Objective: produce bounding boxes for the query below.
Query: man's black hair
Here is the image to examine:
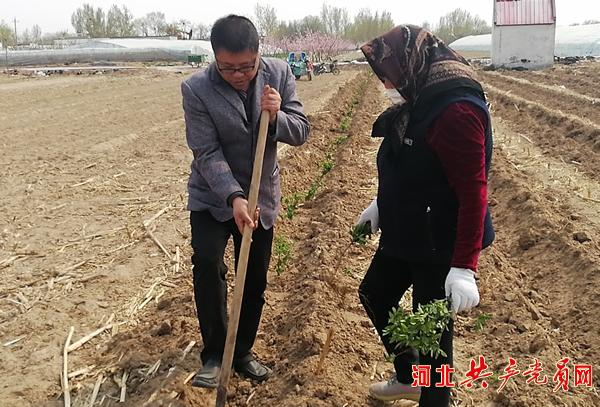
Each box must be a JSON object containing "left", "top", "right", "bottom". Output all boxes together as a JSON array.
[{"left": 210, "top": 15, "right": 259, "bottom": 54}]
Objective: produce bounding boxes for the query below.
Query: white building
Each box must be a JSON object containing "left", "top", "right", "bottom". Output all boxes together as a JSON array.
[
  {"left": 450, "top": 25, "right": 600, "bottom": 59},
  {"left": 492, "top": 0, "right": 556, "bottom": 69}
]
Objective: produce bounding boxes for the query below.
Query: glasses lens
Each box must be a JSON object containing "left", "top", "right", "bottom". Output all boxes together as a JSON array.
[{"left": 218, "top": 64, "right": 254, "bottom": 74}]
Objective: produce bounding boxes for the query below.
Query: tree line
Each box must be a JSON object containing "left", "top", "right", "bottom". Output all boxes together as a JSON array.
[
  {"left": 67, "top": 3, "right": 396, "bottom": 44},
  {"left": 255, "top": 4, "right": 394, "bottom": 45},
  {"left": 255, "top": 4, "right": 494, "bottom": 45},
  {"left": 69, "top": 4, "right": 210, "bottom": 40},
  {"left": 0, "top": 4, "right": 211, "bottom": 48},
  {"left": 0, "top": 3, "right": 500, "bottom": 49}
]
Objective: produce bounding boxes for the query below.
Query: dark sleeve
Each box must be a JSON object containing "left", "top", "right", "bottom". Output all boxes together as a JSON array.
[
  {"left": 227, "top": 191, "right": 246, "bottom": 207},
  {"left": 426, "top": 102, "right": 488, "bottom": 271}
]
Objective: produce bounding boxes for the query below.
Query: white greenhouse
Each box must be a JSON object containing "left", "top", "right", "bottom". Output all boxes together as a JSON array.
[
  {"left": 450, "top": 24, "right": 600, "bottom": 61},
  {"left": 2, "top": 38, "right": 213, "bottom": 67}
]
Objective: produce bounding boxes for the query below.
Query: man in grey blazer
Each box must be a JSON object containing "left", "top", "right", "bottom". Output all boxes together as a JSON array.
[{"left": 182, "top": 15, "right": 310, "bottom": 388}]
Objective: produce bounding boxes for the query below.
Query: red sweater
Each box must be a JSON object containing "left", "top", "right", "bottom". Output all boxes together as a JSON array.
[{"left": 425, "top": 102, "right": 488, "bottom": 271}]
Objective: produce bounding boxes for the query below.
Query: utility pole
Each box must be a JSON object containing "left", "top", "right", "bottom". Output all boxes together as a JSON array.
[{"left": 13, "top": 18, "right": 18, "bottom": 46}]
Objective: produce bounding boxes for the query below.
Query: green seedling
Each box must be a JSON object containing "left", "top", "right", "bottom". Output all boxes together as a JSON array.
[
  {"left": 283, "top": 193, "right": 301, "bottom": 220},
  {"left": 350, "top": 222, "right": 371, "bottom": 245},
  {"left": 340, "top": 115, "right": 352, "bottom": 132},
  {"left": 343, "top": 267, "right": 355, "bottom": 276},
  {"left": 305, "top": 179, "right": 322, "bottom": 201},
  {"left": 474, "top": 312, "right": 492, "bottom": 332},
  {"left": 273, "top": 235, "right": 293, "bottom": 276},
  {"left": 384, "top": 299, "right": 452, "bottom": 359},
  {"left": 321, "top": 157, "right": 334, "bottom": 175},
  {"left": 334, "top": 135, "right": 348, "bottom": 145}
]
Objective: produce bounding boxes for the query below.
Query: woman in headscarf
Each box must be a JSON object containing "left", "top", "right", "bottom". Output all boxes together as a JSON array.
[{"left": 355, "top": 25, "right": 495, "bottom": 405}]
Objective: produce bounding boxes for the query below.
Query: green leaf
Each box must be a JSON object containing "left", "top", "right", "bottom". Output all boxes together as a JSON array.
[
  {"left": 384, "top": 299, "right": 451, "bottom": 359},
  {"left": 350, "top": 223, "right": 371, "bottom": 245}
]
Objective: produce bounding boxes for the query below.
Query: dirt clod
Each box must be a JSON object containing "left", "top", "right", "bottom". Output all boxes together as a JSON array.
[
  {"left": 529, "top": 336, "right": 548, "bottom": 353},
  {"left": 573, "top": 231, "right": 591, "bottom": 243},
  {"left": 157, "top": 298, "right": 172, "bottom": 310},
  {"left": 152, "top": 320, "right": 172, "bottom": 336}
]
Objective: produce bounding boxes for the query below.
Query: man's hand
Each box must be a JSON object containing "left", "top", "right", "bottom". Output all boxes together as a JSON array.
[
  {"left": 232, "top": 197, "right": 260, "bottom": 234},
  {"left": 355, "top": 198, "right": 379, "bottom": 234},
  {"left": 261, "top": 85, "right": 281, "bottom": 124},
  {"left": 444, "top": 267, "right": 480, "bottom": 314}
]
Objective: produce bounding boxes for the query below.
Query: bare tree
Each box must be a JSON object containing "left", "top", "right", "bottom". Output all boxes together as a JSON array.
[
  {"left": 272, "top": 5, "right": 393, "bottom": 45},
  {"left": 299, "top": 15, "right": 325, "bottom": 35},
  {"left": 106, "top": 5, "right": 135, "bottom": 37},
  {"left": 192, "top": 23, "right": 211, "bottom": 40},
  {"left": 163, "top": 19, "right": 192, "bottom": 38},
  {"left": 434, "top": 8, "right": 490, "bottom": 44},
  {"left": 71, "top": 4, "right": 106, "bottom": 37},
  {"left": 19, "top": 26, "right": 43, "bottom": 45},
  {"left": 135, "top": 12, "right": 167, "bottom": 37},
  {"left": 134, "top": 18, "right": 149, "bottom": 37},
  {"left": 147, "top": 12, "right": 167, "bottom": 36},
  {"left": 345, "top": 8, "right": 394, "bottom": 44},
  {"left": 165, "top": 22, "right": 179, "bottom": 37},
  {"left": 321, "top": 4, "right": 349, "bottom": 37},
  {"left": 31, "top": 25, "right": 42, "bottom": 43},
  {"left": 254, "top": 3, "right": 278, "bottom": 37},
  {"left": 0, "top": 20, "right": 13, "bottom": 47},
  {"left": 21, "top": 28, "right": 32, "bottom": 44}
]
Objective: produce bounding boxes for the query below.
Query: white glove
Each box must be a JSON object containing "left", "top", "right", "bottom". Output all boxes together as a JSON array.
[
  {"left": 356, "top": 198, "right": 379, "bottom": 234},
  {"left": 445, "top": 267, "right": 479, "bottom": 314}
]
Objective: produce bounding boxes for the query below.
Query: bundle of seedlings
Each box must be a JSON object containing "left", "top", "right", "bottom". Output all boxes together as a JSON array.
[{"left": 384, "top": 299, "right": 452, "bottom": 358}]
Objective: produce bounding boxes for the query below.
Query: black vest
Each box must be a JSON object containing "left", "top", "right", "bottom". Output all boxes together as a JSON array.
[{"left": 376, "top": 93, "right": 495, "bottom": 263}]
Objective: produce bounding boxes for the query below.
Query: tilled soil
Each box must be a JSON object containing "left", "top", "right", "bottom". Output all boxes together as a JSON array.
[
  {"left": 505, "top": 62, "right": 600, "bottom": 100},
  {"left": 2, "top": 62, "right": 600, "bottom": 407},
  {"left": 0, "top": 68, "right": 360, "bottom": 407}
]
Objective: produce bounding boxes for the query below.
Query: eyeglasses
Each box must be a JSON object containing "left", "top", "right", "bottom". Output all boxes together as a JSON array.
[{"left": 217, "top": 63, "right": 256, "bottom": 75}]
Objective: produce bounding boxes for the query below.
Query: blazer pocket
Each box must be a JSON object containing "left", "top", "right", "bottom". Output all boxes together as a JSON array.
[
  {"left": 271, "top": 164, "right": 280, "bottom": 177},
  {"left": 269, "top": 165, "right": 281, "bottom": 210}
]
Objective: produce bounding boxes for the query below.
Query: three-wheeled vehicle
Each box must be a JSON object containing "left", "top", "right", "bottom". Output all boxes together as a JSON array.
[{"left": 287, "top": 51, "right": 312, "bottom": 81}]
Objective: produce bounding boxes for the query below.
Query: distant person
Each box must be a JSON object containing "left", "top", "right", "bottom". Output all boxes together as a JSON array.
[
  {"left": 181, "top": 15, "right": 310, "bottom": 388},
  {"left": 355, "top": 25, "right": 495, "bottom": 406}
]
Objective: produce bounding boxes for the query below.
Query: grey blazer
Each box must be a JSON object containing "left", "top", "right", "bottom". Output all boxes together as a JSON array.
[{"left": 182, "top": 57, "right": 310, "bottom": 229}]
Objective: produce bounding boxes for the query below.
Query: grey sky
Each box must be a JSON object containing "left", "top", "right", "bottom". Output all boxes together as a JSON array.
[{"left": 1, "top": 0, "right": 598, "bottom": 35}]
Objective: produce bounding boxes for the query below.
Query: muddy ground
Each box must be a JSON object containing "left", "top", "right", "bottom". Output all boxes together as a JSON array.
[{"left": 1, "top": 61, "right": 599, "bottom": 407}]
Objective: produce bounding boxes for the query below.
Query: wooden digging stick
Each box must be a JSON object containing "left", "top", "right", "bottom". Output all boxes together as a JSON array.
[{"left": 215, "top": 110, "right": 271, "bottom": 407}]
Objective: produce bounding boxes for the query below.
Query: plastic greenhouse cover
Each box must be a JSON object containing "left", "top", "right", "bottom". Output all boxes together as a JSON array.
[
  {"left": 449, "top": 25, "right": 600, "bottom": 57},
  {"left": 2, "top": 38, "right": 214, "bottom": 67}
]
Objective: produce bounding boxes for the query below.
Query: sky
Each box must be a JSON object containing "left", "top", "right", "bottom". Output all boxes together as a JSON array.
[{"left": 1, "top": 0, "right": 599, "bottom": 35}]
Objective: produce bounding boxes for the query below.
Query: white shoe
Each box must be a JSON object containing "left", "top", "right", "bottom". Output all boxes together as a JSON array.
[{"left": 368, "top": 375, "right": 421, "bottom": 402}]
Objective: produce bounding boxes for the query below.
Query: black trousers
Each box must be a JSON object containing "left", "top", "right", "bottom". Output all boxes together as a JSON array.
[
  {"left": 190, "top": 210, "right": 273, "bottom": 364},
  {"left": 359, "top": 247, "right": 454, "bottom": 407}
]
